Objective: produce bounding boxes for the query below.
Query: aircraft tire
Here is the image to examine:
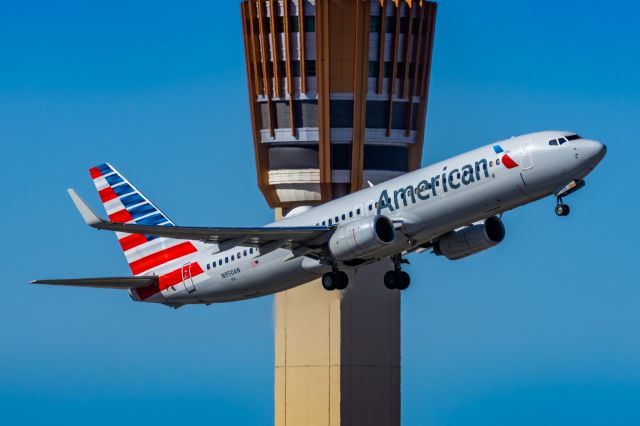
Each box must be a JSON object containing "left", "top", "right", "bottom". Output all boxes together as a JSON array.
[
  {"left": 334, "top": 271, "right": 349, "bottom": 290},
  {"left": 562, "top": 204, "right": 571, "bottom": 216},
  {"left": 322, "top": 273, "right": 336, "bottom": 291},
  {"left": 555, "top": 204, "right": 565, "bottom": 216},
  {"left": 397, "top": 271, "right": 411, "bottom": 290},
  {"left": 384, "top": 271, "right": 399, "bottom": 289}
]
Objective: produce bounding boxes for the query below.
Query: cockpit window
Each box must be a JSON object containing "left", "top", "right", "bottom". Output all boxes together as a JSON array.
[
  {"left": 558, "top": 137, "right": 568, "bottom": 145},
  {"left": 549, "top": 139, "right": 558, "bottom": 146},
  {"left": 566, "top": 134, "right": 581, "bottom": 141}
]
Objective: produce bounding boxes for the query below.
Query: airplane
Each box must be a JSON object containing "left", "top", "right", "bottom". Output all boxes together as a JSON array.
[{"left": 31, "top": 131, "right": 606, "bottom": 308}]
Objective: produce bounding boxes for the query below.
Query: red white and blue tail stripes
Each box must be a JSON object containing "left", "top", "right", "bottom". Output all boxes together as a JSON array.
[{"left": 89, "top": 163, "right": 206, "bottom": 300}]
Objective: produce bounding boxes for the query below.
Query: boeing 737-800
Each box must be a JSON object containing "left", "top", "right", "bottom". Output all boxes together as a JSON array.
[{"left": 32, "top": 131, "right": 606, "bottom": 308}]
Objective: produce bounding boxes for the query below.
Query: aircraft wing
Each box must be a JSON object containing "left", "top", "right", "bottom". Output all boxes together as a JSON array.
[
  {"left": 30, "top": 276, "right": 157, "bottom": 289},
  {"left": 67, "top": 188, "right": 332, "bottom": 245}
]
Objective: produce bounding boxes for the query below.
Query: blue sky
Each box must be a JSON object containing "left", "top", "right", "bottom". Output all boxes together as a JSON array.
[{"left": 1, "top": 1, "right": 638, "bottom": 425}]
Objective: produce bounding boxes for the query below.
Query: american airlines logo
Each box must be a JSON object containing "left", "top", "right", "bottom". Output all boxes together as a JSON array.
[
  {"left": 377, "top": 151, "right": 516, "bottom": 214},
  {"left": 493, "top": 144, "right": 519, "bottom": 169}
]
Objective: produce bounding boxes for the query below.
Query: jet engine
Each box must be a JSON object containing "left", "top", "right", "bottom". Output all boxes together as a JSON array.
[
  {"left": 328, "top": 215, "right": 396, "bottom": 261},
  {"left": 434, "top": 216, "right": 505, "bottom": 260}
]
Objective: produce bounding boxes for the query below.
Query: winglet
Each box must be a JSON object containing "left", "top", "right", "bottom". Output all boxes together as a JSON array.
[{"left": 67, "top": 188, "right": 103, "bottom": 226}]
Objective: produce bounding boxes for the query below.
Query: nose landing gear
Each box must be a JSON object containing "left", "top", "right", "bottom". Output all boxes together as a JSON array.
[
  {"left": 555, "top": 199, "right": 570, "bottom": 216},
  {"left": 554, "top": 179, "right": 585, "bottom": 217}
]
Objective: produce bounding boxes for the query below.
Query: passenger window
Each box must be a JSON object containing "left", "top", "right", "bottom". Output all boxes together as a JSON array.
[
  {"left": 207, "top": 264, "right": 210, "bottom": 270},
  {"left": 213, "top": 262, "right": 216, "bottom": 268},
  {"left": 249, "top": 248, "right": 254, "bottom": 254},
  {"left": 496, "top": 158, "right": 500, "bottom": 165},
  {"left": 237, "top": 252, "right": 241, "bottom": 258},
  {"left": 349, "top": 211, "right": 353, "bottom": 218},
  {"left": 357, "top": 208, "right": 361, "bottom": 215},
  {"left": 225, "top": 257, "right": 229, "bottom": 263},
  {"left": 328, "top": 219, "right": 332, "bottom": 225},
  {"left": 322, "top": 220, "right": 326, "bottom": 226},
  {"left": 218, "top": 259, "right": 222, "bottom": 266},
  {"left": 243, "top": 250, "right": 247, "bottom": 256},
  {"left": 231, "top": 255, "right": 235, "bottom": 261},
  {"left": 368, "top": 204, "right": 372, "bottom": 211},
  {"left": 335, "top": 216, "right": 339, "bottom": 222},
  {"left": 489, "top": 161, "right": 493, "bottom": 167},
  {"left": 342, "top": 214, "right": 346, "bottom": 220}
]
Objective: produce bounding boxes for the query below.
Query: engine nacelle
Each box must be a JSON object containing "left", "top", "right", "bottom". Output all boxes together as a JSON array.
[
  {"left": 434, "top": 216, "right": 505, "bottom": 260},
  {"left": 328, "top": 215, "right": 396, "bottom": 261}
]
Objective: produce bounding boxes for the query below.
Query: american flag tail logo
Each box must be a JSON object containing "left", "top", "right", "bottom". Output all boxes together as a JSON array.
[{"left": 89, "top": 163, "right": 206, "bottom": 301}]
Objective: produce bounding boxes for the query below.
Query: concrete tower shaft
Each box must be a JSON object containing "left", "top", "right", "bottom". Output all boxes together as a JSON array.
[{"left": 241, "top": 0, "right": 437, "bottom": 207}]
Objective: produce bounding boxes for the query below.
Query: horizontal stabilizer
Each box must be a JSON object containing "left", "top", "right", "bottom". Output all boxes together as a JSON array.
[{"left": 30, "top": 276, "right": 157, "bottom": 290}]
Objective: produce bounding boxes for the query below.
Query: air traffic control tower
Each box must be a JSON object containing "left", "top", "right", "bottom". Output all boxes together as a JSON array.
[{"left": 240, "top": 1, "right": 437, "bottom": 424}]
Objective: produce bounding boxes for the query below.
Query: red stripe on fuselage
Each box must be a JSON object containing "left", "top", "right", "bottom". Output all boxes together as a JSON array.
[
  {"left": 119, "top": 233, "right": 149, "bottom": 251},
  {"left": 89, "top": 167, "right": 102, "bottom": 179},
  {"left": 129, "top": 242, "right": 197, "bottom": 275},
  {"left": 99, "top": 187, "right": 118, "bottom": 203},
  {"left": 109, "top": 209, "right": 134, "bottom": 223},
  {"left": 133, "top": 262, "right": 205, "bottom": 300}
]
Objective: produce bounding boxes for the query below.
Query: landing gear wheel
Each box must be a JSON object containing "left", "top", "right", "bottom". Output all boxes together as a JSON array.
[
  {"left": 555, "top": 204, "right": 564, "bottom": 216},
  {"left": 322, "top": 273, "right": 336, "bottom": 291},
  {"left": 322, "top": 271, "right": 349, "bottom": 291},
  {"left": 396, "top": 271, "right": 411, "bottom": 290},
  {"left": 384, "top": 271, "right": 399, "bottom": 289},
  {"left": 334, "top": 271, "right": 349, "bottom": 290},
  {"left": 555, "top": 204, "right": 570, "bottom": 216}
]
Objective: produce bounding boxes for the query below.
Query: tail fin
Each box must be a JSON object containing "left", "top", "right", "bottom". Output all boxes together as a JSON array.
[{"left": 89, "top": 163, "right": 199, "bottom": 276}]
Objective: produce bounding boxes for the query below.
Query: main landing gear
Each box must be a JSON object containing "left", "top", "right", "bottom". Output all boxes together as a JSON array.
[
  {"left": 555, "top": 198, "right": 571, "bottom": 216},
  {"left": 322, "top": 270, "right": 349, "bottom": 291},
  {"left": 384, "top": 255, "right": 411, "bottom": 291}
]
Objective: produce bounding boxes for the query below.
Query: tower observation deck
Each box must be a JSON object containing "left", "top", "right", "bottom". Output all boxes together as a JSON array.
[{"left": 241, "top": 0, "right": 437, "bottom": 207}]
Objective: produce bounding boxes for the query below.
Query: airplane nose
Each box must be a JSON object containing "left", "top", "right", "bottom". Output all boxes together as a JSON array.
[{"left": 580, "top": 140, "right": 607, "bottom": 166}]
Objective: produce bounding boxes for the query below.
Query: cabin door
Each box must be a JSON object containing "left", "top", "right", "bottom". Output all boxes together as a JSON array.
[
  {"left": 520, "top": 141, "right": 534, "bottom": 171},
  {"left": 181, "top": 263, "right": 196, "bottom": 293}
]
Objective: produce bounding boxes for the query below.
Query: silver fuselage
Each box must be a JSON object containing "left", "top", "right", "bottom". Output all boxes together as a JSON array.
[{"left": 135, "top": 131, "right": 606, "bottom": 305}]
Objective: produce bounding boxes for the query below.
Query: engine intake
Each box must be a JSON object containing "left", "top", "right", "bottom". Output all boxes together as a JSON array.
[
  {"left": 328, "top": 215, "right": 396, "bottom": 261},
  {"left": 434, "top": 216, "right": 505, "bottom": 260}
]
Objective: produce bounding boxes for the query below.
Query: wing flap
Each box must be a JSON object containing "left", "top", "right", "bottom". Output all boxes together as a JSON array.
[{"left": 30, "top": 276, "right": 157, "bottom": 289}]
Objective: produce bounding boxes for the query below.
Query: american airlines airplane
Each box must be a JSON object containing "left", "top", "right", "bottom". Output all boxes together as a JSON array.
[{"left": 32, "top": 131, "right": 606, "bottom": 308}]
